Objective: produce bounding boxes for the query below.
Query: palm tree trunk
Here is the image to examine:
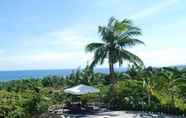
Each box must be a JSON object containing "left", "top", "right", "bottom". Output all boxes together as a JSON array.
[
  {"left": 148, "top": 88, "right": 152, "bottom": 107},
  {"left": 109, "top": 63, "right": 114, "bottom": 74},
  {"left": 148, "top": 94, "right": 151, "bottom": 107},
  {"left": 108, "top": 52, "right": 115, "bottom": 83},
  {"left": 171, "top": 94, "right": 176, "bottom": 107},
  {"left": 109, "top": 62, "right": 115, "bottom": 82}
]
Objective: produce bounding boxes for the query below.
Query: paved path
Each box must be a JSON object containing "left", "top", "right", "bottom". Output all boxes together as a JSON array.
[{"left": 61, "top": 111, "right": 185, "bottom": 118}]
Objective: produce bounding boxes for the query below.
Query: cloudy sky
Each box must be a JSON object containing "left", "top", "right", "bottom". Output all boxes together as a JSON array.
[{"left": 0, "top": 0, "right": 186, "bottom": 70}]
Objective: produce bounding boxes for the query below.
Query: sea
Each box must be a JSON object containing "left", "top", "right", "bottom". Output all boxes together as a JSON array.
[{"left": 0, "top": 68, "right": 127, "bottom": 81}]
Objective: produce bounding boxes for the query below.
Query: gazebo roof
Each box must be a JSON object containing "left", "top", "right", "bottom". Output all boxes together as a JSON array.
[{"left": 64, "top": 84, "right": 99, "bottom": 95}]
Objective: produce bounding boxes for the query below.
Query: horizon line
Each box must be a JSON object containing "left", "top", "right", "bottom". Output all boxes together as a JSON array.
[{"left": 0, "top": 64, "right": 185, "bottom": 72}]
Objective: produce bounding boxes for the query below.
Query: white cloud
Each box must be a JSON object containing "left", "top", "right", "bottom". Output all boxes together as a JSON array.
[
  {"left": 48, "top": 29, "right": 92, "bottom": 50},
  {"left": 0, "top": 49, "right": 5, "bottom": 54},
  {"left": 129, "top": 0, "right": 179, "bottom": 19},
  {"left": 132, "top": 47, "right": 186, "bottom": 67},
  {"left": 0, "top": 47, "right": 185, "bottom": 70},
  {"left": 0, "top": 26, "right": 99, "bottom": 70},
  {"left": 0, "top": 52, "right": 92, "bottom": 70},
  {"left": 23, "top": 26, "right": 97, "bottom": 52}
]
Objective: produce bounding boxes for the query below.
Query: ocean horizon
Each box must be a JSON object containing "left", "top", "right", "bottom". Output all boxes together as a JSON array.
[{"left": 0, "top": 68, "right": 127, "bottom": 81}]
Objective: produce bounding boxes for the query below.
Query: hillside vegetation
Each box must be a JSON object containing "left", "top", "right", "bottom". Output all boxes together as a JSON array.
[{"left": 0, "top": 65, "right": 186, "bottom": 118}]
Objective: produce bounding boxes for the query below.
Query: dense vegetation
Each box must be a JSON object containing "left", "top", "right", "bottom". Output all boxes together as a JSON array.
[
  {"left": 0, "top": 17, "right": 185, "bottom": 118},
  {"left": 0, "top": 65, "right": 186, "bottom": 118}
]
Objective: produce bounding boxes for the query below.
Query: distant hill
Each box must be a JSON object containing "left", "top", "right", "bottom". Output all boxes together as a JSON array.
[{"left": 175, "top": 65, "right": 186, "bottom": 69}]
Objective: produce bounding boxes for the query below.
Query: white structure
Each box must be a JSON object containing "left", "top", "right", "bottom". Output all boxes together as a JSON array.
[{"left": 64, "top": 84, "right": 99, "bottom": 95}]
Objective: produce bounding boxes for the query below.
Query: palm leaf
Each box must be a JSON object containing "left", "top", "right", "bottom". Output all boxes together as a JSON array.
[
  {"left": 121, "top": 18, "right": 133, "bottom": 25},
  {"left": 85, "top": 43, "right": 104, "bottom": 52},
  {"left": 107, "top": 17, "right": 116, "bottom": 28},
  {"left": 90, "top": 46, "right": 107, "bottom": 68},
  {"left": 119, "top": 49, "right": 144, "bottom": 65},
  {"left": 118, "top": 38, "right": 145, "bottom": 47}
]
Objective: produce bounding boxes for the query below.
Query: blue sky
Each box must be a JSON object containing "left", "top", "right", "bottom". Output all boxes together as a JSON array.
[{"left": 0, "top": 0, "right": 186, "bottom": 70}]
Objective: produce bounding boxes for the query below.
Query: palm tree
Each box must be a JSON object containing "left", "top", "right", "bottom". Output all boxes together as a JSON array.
[
  {"left": 86, "top": 17, "right": 144, "bottom": 81},
  {"left": 142, "top": 67, "right": 157, "bottom": 107}
]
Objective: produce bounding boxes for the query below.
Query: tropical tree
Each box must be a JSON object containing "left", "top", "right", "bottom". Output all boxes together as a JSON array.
[
  {"left": 86, "top": 17, "right": 144, "bottom": 82},
  {"left": 141, "top": 67, "right": 157, "bottom": 107},
  {"left": 159, "top": 67, "right": 186, "bottom": 107}
]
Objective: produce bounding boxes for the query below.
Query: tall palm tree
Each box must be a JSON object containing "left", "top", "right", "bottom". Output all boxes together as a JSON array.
[{"left": 86, "top": 17, "right": 144, "bottom": 81}]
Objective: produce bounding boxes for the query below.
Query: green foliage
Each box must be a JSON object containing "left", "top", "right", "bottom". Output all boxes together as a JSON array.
[
  {"left": 7, "top": 107, "right": 26, "bottom": 118},
  {"left": 0, "top": 66, "right": 186, "bottom": 117},
  {"left": 86, "top": 17, "right": 144, "bottom": 81},
  {"left": 0, "top": 17, "right": 185, "bottom": 117},
  {"left": 24, "top": 93, "right": 49, "bottom": 115}
]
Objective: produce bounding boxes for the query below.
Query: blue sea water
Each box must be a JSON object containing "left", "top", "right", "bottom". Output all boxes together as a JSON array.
[{"left": 0, "top": 68, "right": 127, "bottom": 81}]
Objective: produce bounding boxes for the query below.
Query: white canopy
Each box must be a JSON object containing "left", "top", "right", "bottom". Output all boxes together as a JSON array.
[{"left": 64, "top": 84, "right": 99, "bottom": 95}]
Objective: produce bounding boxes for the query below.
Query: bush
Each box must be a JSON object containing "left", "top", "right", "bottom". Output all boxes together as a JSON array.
[{"left": 7, "top": 108, "right": 26, "bottom": 118}]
